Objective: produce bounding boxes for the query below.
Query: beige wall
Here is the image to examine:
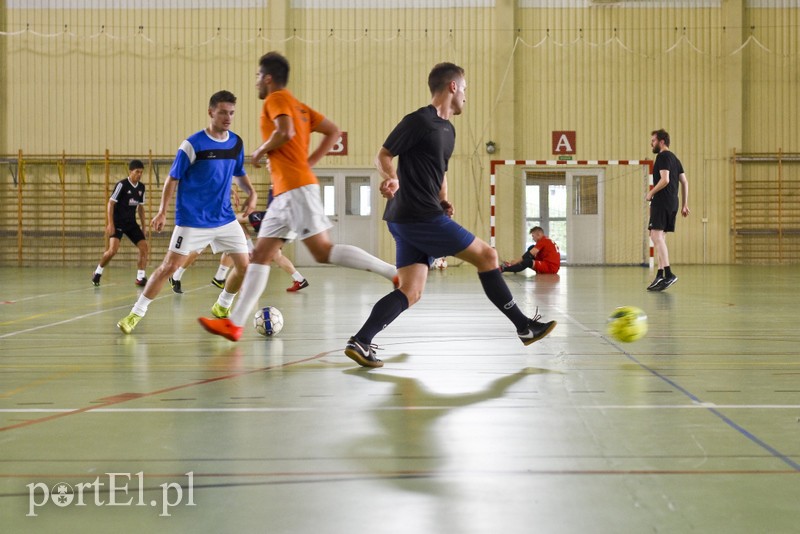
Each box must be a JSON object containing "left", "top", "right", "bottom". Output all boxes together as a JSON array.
[{"left": 3, "top": 1, "right": 798, "bottom": 265}]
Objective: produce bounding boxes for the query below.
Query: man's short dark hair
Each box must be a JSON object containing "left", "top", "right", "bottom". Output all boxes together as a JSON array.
[
  {"left": 651, "top": 129, "right": 670, "bottom": 147},
  {"left": 209, "top": 90, "right": 237, "bottom": 108},
  {"left": 128, "top": 159, "right": 144, "bottom": 171},
  {"left": 428, "top": 62, "right": 465, "bottom": 95},
  {"left": 530, "top": 226, "right": 544, "bottom": 234},
  {"left": 259, "top": 52, "right": 290, "bottom": 86}
]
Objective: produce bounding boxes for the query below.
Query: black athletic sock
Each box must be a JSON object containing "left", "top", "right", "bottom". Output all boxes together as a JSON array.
[
  {"left": 478, "top": 269, "right": 529, "bottom": 331},
  {"left": 656, "top": 269, "right": 664, "bottom": 279},
  {"left": 503, "top": 262, "right": 527, "bottom": 273},
  {"left": 354, "top": 289, "right": 409, "bottom": 344},
  {"left": 664, "top": 266, "right": 672, "bottom": 278}
]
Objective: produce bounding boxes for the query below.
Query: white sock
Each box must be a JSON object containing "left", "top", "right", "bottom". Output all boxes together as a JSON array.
[
  {"left": 329, "top": 244, "right": 397, "bottom": 280},
  {"left": 217, "top": 290, "right": 236, "bottom": 309},
  {"left": 172, "top": 266, "right": 186, "bottom": 281},
  {"left": 214, "top": 265, "right": 230, "bottom": 280},
  {"left": 95, "top": 266, "right": 104, "bottom": 275},
  {"left": 137, "top": 270, "right": 146, "bottom": 280},
  {"left": 132, "top": 295, "right": 152, "bottom": 317},
  {"left": 230, "top": 264, "right": 271, "bottom": 326},
  {"left": 292, "top": 271, "right": 305, "bottom": 282}
]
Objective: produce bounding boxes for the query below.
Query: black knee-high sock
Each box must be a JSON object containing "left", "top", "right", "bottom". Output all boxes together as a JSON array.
[
  {"left": 355, "top": 289, "right": 409, "bottom": 343},
  {"left": 478, "top": 269, "right": 529, "bottom": 331},
  {"left": 504, "top": 261, "right": 527, "bottom": 273}
]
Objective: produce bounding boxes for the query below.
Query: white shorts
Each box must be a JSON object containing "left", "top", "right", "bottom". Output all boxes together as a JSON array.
[
  {"left": 168, "top": 220, "right": 250, "bottom": 256},
  {"left": 257, "top": 184, "right": 333, "bottom": 242}
]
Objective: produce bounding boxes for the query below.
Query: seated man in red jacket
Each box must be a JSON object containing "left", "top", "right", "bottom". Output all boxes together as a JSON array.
[{"left": 500, "top": 226, "right": 560, "bottom": 274}]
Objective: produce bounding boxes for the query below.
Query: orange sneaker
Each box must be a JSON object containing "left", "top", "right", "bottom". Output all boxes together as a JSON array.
[
  {"left": 198, "top": 317, "right": 243, "bottom": 341},
  {"left": 286, "top": 279, "right": 309, "bottom": 292}
]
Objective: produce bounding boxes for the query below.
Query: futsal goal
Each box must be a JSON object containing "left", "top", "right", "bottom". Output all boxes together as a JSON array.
[{"left": 489, "top": 158, "right": 654, "bottom": 267}]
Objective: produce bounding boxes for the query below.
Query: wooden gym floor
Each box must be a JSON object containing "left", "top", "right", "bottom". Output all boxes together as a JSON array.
[{"left": 1, "top": 264, "right": 799, "bottom": 533}]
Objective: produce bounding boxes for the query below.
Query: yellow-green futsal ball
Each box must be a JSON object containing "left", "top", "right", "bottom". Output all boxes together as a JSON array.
[{"left": 606, "top": 306, "right": 648, "bottom": 343}]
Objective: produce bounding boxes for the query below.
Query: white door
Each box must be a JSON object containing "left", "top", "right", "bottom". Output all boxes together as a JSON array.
[
  {"left": 293, "top": 171, "right": 379, "bottom": 267},
  {"left": 566, "top": 169, "right": 604, "bottom": 264}
]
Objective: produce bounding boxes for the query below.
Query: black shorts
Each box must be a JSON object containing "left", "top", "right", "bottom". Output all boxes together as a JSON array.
[
  {"left": 648, "top": 204, "right": 677, "bottom": 232},
  {"left": 112, "top": 221, "right": 146, "bottom": 244}
]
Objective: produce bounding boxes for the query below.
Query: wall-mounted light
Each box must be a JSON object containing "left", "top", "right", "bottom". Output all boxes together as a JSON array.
[{"left": 485, "top": 141, "right": 497, "bottom": 154}]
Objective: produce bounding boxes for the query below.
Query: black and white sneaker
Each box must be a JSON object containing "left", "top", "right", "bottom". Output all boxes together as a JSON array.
[
  {"left": 92, "top": 273, "right": 101, "bottom": 286},
  {"left": 344, "top": 337, "right": 384, "bottom": 368},
  {"left": 211, "top": 277, "right": 225, "bottom": 289},
  {"left": 517, "top": 309, "right": 557, "bottom": 346},
  {"left": 169, "top": 277, "right": 183, "bottom": 294},
  {"left": 646, "top": 275, "right": 664, "bottom": 291},
  {"left": 653, "top": 274, "right": 678, "bottom": 292}
]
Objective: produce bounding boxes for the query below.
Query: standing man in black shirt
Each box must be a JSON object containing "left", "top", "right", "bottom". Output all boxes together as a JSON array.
[
  {"left": 646, "top": 129, "right": 690, "bottom": 291},
  {"left": 92, "top": 159, "right": 149, "bottom": 286},
  {"left": 343, "top": 62, "right": 556, "bottom": 368}
]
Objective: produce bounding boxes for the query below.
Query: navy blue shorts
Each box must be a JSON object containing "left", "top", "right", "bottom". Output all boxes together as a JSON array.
[{"left": 387, "top": 215, "right": 475, "bottom": 268}]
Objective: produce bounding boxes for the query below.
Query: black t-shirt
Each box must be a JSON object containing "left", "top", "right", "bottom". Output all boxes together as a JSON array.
[
  {"left": 382, "top": 105, "right": 455, "bottom": 223},
  {"left": 651, "top": 150, "right": 684, "bottom": 211},
  {"left": 110, "top": 178, "right": 145, "bottom": 225}
]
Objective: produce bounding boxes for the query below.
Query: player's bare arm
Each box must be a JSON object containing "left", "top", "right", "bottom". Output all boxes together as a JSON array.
[
  {"left": 646, "top": 170, "right": 670, "bottom": 201},
  {"left": 137, "top": 204, "right": 147, "bottom": 231},
  {"left": 679, "top": 173, "right": 690, "bottom": 217},
  {"left": 251, "top": 114, "right": 294, "bottom": 167},
  {"left": 376, "top": 147, "right": 399, "bottom": 199},
  {"left": 237, "top": 173, "right": 258, "bottom": 216},
  {"left": 308, "top": 117, "right": 341, "bottom": 168},
  {"left": 439, "top": 174, "right": 453, "bottom": 217},
  {"left": 151, "top": 177, "right": 178, "bottom": 232},
  {"left": 105, "top": 199, "right": 116, "bottom": 236}
]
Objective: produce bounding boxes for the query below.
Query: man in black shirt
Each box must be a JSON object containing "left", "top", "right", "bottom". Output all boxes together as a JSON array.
[
  {"left": 92, "top": 160, "right": 149, "bottom": 286},
  {"left": 646, "top": 129, "right": 690, "bottom": 291},
  {"left": 344, "top": 62, "right": 556, "bottom": 368}
]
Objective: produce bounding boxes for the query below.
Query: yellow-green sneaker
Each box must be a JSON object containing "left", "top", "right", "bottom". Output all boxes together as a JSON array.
[
  {"left": 211, "top": 302, "right": 231, "bottom": 319},
  {"left": 117, "top": 312, "right": 143, "bottom": 334}
]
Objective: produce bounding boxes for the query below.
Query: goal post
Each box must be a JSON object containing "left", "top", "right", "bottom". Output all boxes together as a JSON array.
[{"left": 489, "top": 158, "right": 655, "bottom": 266}]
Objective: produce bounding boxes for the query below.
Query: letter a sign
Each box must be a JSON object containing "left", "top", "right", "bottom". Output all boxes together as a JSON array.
[{"left": 552, "top": 131, "right": 576, "bottom": 155}]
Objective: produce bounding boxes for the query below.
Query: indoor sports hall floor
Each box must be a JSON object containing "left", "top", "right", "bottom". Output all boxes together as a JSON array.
[{"left": 1, "top": 264, "right": 799, "bottom": 533}]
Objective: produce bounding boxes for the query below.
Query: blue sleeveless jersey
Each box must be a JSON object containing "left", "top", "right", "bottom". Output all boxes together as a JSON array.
[{"left": 168, "top": 129, "right": 245, "bottom": 228}]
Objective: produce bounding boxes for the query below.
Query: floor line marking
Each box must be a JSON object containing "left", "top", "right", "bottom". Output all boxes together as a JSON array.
[
  {"left": 2, "top": 404, "right": 800, "bottom": 414},
  {"left": 556, "top": 307, "right": 800, "bottom": 472},
  {"left": 1, "top": 284, "right": 114, "bottom": 304},
  {"left": 0, "top": 286, "right": 207, "bottom": 338},
  {"left": 0, "top": 370, "right": 78, "bottom": 399},
  {"left": 0, "top": 350, "right": 332, "bottom": 432}
]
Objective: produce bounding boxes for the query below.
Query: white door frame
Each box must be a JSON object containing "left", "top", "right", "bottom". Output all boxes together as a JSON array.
[
  {"left": 566, "top": 168, "right": 604, "bottom": 265},
  {"left": 292, "top": 170, "right": 379, "bottom": 267}
]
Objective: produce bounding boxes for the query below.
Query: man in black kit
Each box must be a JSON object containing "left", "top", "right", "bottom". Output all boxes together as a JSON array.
[
  {"left": 646, "top": 129, "right": 690, "bottom": 292},
  {"left": 92, "top": 159, "right": 150, "bottom": 286},
  {"left": 343, "top": 62, "right": 556, "bottom": 368}
]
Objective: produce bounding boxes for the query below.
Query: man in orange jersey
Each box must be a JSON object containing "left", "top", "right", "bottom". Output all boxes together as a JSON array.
[
  {"left": 500, "top": 226, "right": 561, "bottom": 275},
  {"left": 199, "top": 51, "right": 397, "bottom": 341}
]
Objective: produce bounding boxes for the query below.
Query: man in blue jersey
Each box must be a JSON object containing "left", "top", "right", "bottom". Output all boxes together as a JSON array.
[
  {"left": 117, "top": 90, "right": 258, "bottom": 334},
  {"left": 343, "top": 63, "right": 556, "bottom": 368}
]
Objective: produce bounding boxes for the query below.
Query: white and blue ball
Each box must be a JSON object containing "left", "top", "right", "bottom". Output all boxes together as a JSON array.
[{"left": 254, "top": 306, "right": 284, "bottom": 337}]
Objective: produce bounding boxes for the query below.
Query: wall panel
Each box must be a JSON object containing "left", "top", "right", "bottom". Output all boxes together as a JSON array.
[{"left": 2, "top": 1, "right": 799, "bottom": 265}]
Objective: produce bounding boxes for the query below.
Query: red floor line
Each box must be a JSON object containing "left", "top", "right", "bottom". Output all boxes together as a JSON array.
[
  {"left": 0, "top": 350, "right": 332, "bottom": 433},
  {"left": 1, "top": 469, "right": 798, "bottom": 479}
]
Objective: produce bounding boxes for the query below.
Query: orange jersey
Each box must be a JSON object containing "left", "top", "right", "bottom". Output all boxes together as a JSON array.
[{"left": 260, "top": 88, "right": 325, "bottom": 196}]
